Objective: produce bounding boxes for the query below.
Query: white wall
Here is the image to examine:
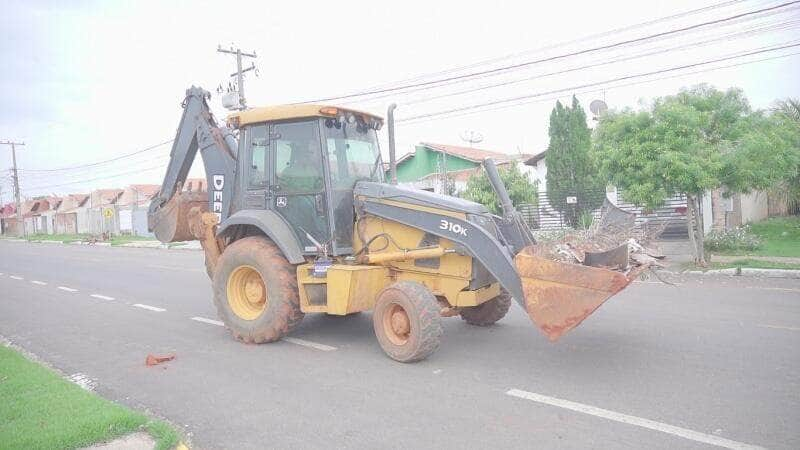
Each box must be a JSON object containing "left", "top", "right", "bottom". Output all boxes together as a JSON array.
[{"left": 740, "top": 191, "right": 769, "bottom": 225}]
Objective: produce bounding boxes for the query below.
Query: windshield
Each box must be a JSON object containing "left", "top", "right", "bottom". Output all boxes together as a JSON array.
[{"left": 324, "top": 118, "right": 382, "bottom": 188}]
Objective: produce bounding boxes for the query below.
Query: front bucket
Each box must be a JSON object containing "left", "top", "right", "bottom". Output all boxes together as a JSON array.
[{"left": 515, "top": 252, "right": 633, "bottom": 341}]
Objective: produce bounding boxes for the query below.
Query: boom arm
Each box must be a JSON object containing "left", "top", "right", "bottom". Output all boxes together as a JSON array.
[{"left": 148, "top": 86, "right": 238, "bottom": 242}]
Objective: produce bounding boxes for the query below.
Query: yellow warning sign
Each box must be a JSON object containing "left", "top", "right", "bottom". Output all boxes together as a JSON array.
[{"left": 103, "top": 208, "right": 114, "bottom": 219}]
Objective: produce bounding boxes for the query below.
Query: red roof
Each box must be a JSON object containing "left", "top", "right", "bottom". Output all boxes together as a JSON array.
[{"left": 419, "top": 142, "right": 516, "bottom": 163}]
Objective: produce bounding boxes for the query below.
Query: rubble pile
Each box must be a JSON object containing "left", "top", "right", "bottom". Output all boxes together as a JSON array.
[{"left": 530, "top": 199, "right": 667, "bottom": 275}]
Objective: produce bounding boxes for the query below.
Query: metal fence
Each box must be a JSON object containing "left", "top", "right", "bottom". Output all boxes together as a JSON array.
[{"left": 519, "top": 189, "right": 689, "bottom": 239}]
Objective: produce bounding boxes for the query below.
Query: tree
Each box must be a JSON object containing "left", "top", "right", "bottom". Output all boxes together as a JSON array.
[
  {"left": 772, "top": 98, "right": 800, "bottom": 200},
  {"left": 463, "top": 163, "right": 538, "bottom": 215},
  {"left": 594, "top": 85, "right": 798, "bottom": 266},
  {"left": 545, "top": 96, "right": 605, "bottom": 227}
]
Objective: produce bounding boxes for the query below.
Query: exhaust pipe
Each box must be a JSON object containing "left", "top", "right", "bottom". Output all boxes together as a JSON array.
[
  {"left": 483, "top": 157, "right": 515, "bottom": 219},
  {"left": 387, "top": 103, "right": 397, "bottom": 185}
]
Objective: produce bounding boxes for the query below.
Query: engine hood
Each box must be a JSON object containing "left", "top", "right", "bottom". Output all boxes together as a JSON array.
[{"left": 354, "top": 182, "right": 488, "bottom": 215}]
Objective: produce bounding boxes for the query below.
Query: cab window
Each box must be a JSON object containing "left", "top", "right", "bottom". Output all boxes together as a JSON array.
[
  {"left": 248, "top": 124, "right": 268, "bottom": 187},
  {"left": 274, "top": 121, "right": 323, "bottom": 193}
]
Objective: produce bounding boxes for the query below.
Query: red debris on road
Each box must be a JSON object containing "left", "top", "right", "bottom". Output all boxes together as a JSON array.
[{"left": 145, "top": 354, "right": 175, "bottom": 366}]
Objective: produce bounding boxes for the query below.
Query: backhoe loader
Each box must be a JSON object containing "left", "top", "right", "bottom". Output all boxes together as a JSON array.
[{"left": 148, "top": 86, "right": 637, "bottom": 362}]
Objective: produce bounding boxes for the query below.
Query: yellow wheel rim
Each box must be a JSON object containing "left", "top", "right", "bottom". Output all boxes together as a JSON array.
[{"left": 227, "top": 265, "right": 268, "bottom": 320}]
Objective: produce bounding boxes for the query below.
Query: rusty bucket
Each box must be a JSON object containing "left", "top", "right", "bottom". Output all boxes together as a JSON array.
[
  {"left": 148, "top": 190, "right": 207, "bottom": 243},
  {"left": 514, "top": 251, "right": 634, "bottom": 341}
]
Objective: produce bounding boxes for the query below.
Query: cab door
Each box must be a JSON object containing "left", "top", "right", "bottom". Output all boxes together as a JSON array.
[
  {"left": 242, "top": 123, "right": 270, "bottom": 210},
  {"left": 269, "top": 120, "right": 330, "bottom": 254}
]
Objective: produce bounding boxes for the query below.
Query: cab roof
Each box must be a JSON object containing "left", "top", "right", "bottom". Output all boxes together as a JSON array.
[{"left": 226, "top": 104, "right": 383, "bottom": 128}]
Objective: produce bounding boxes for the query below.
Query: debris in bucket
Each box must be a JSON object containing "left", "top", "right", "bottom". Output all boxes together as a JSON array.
[
  {"left": 530, "top": 199, "right": 667, "bottom": 276},
  {"left": 145, "top": 354, "right": 176, "bottom": 366}
]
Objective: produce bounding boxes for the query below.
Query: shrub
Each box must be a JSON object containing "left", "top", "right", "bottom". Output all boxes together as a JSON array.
[{"left": 704, "top": 225, "right": 762, "bottom": 252}]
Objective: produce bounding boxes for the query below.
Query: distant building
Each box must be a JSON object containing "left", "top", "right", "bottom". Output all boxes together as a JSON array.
[
  {"left": 117, "top": 184, "right": 160, "bottom": 236},
  {"left": 391, "top": 142, "right": 531, "bottom": 194}
]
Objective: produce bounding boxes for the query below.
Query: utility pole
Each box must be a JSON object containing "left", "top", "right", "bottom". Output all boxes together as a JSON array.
[
  {"left": 0, "top": 140, "right": 24, "bottom": 236},
  {"left": 217, "top": 45, "right": 257, "bottom": 110}
]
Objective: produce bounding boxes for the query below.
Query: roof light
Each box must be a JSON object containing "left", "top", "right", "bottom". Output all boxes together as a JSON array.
[{"left": 319, "top": 107, "right": 339, "bottom": 116}]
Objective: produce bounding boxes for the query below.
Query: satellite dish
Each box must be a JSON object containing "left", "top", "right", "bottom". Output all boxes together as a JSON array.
[{"left": 589, "top": 99, "right": 608, "bottom": 117}]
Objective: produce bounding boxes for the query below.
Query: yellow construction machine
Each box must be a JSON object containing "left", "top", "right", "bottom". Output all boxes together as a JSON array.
[{"left": 148, "top": 87, "right": 637, "bottom": 362}]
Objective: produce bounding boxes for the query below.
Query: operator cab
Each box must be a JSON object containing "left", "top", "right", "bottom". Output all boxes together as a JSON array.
[{"left": 227, "top": 105, "right": 384, "bottom": 257}]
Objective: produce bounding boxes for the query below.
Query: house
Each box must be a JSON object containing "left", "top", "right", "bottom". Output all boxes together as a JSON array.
[
  {"left": 117, "top": 184, "right": 160, "bottom": 236},
  {"left": 524, "top": 151, "right": 548, "bottom": 190},
  {"left": 22, "top": 198, "right": 53, "bottom": 235},
  {"left": 40, "top": 197, "right": 63, "bottom": 235},
  {"left": 0, "top": 203, "right": 20, "bottom": 236},
  {"left": 87, "top": 189, "right": 123, "bottom": 236},
  {"left": 54, "top": 194, "right": 89, "bottom": 235},
  {"left": 392, "top": 142, "right": 531, "bottom": 194}
]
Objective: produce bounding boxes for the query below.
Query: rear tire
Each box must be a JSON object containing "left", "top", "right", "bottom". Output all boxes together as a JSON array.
[
  {"left": 373, "top": 281, "right": 442, "bottom": 363},
  {"left": 212, "top": 236, "right": 303, "bottom": 343},
  {"left": 459, "top": 290, "right": 512, "bottom": 326}
]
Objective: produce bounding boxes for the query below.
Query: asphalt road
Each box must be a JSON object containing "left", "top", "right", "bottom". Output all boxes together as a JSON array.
[{"left": 1, "top": 240, "right": 798, "bottom": 450}]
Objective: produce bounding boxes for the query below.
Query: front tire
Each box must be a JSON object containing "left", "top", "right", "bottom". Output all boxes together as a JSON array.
[
  {"left": 373, "top": 281, "right": 442, "bottom": 363},
  {"left": 459, "top": 290, "right": 512, "bottom": 326},
  {"left": 212, "top": 236, "right": 303, "bottom": 343}
]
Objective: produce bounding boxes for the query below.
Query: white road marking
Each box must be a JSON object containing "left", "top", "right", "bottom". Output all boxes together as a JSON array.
[
  {"left": 191, "top": 316, "right": 224, "bottom": 326},
  {"left": 57, "top": 286, "right": 78, "bottom": 292},
  {"left": 757, "top": 323, "right": 800, "bottom": 332},
  {"left": 132, "top": 303, "right": 165, "bottom": 312},
  {"left": 90, "top": 294, "right": 115, "bottom": 301},
  {"left": 31, "top": 280, "right": 47, "bottom": 285},
  {"left": 283, "top": 337, "right": 337, "bottom": 352},
  {"left": 68, "top": 373, "right": 96, "bottom": 391},
  {"left": 506, "top": 389, "right": 764, "bottom": 450},
  {"left": 9, "top": 275, "right": 23, "bottom": 280}
]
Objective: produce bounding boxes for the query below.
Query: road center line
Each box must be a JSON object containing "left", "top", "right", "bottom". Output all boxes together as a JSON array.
[
  {"left": 191, "top": 316, "right": 224, "bottom": 326},
  {"left": 756, "top": 323, "right": 800, "bottom": 332},
  {"left": 57, "top": 286, "right": 78, "bottom": 292},
  {"left": 506, "top": 389, "right": 764, "bottom": 450},
  {"left": 31, "top": 280, "right": 47, "bottom": 285},
  {"left": 9, "top": 275, "right": 23, "bottom": 280},
  {"left": 132, "top": 303, "right": 165, "bottom": 312},
  {"left": 90, "top": 294, "right": 115, "bottom": 301},
  {"left": 283, "top": 337, "right": 337, "bottom": 352}
]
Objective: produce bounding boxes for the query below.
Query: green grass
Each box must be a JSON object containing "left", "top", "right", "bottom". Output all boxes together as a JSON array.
[
  {"left": 25, "top": 233, "right": 90, "bottom": 243},
  {"left": 712, "top": 216, "right": 800, "bottom": 257},
  {"left": 0, "top": 345, "right": 180, "bottom": 450},
  {"left": 682, "top": 258, "right": 800, "bottom": 271}
]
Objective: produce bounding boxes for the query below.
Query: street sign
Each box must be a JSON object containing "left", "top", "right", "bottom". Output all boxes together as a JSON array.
[
  {"left": 566, "top": 196, "right": 577, "bottom": 204},
  {"left": 103, "top": 208, "right": 114, "bottom": 219}
]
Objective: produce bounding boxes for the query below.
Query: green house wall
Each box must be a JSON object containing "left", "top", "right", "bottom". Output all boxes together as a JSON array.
[{"left": 393, "top": 145, "right": 478, "bottom": 182}]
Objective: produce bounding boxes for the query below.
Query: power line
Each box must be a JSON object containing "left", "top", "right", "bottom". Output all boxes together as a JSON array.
[
  {"left": 23, "top": 163, "right": 168, "bottom": 191},
  {"left": 354, "top": 17, "right": 800, "bottom": 109},
  {"left": 361, "top": 0, "right": 751, "bottom": 91},
  {"left": 299, "top": 1, "right": 799, "bottom": 104},
  {"left": 399, "top": 51, "right": 800, "bottom": 126},
  {"left": 18, "top": 139, "right": 173, "bottom": 173},
  {"left": 398, "top": 41, "right": 800, "bottom": 123}
]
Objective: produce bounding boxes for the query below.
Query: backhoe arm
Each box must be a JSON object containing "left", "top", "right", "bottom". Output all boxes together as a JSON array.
[{"left": 148, "top": 86, "right": 238, "bottom": 242}]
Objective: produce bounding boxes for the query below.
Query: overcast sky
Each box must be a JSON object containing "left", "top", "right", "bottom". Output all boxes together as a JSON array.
[{"left": 1, "top": 0, "right": 798, "bottom": 200}]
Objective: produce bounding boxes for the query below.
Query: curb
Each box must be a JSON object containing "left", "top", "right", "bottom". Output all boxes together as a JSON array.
[
  {"left": 679, "top": 267, "right": 800, "bottom": 279},
  {"left": 2, "top": 238, "right": 202, "bottom": 251}
]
